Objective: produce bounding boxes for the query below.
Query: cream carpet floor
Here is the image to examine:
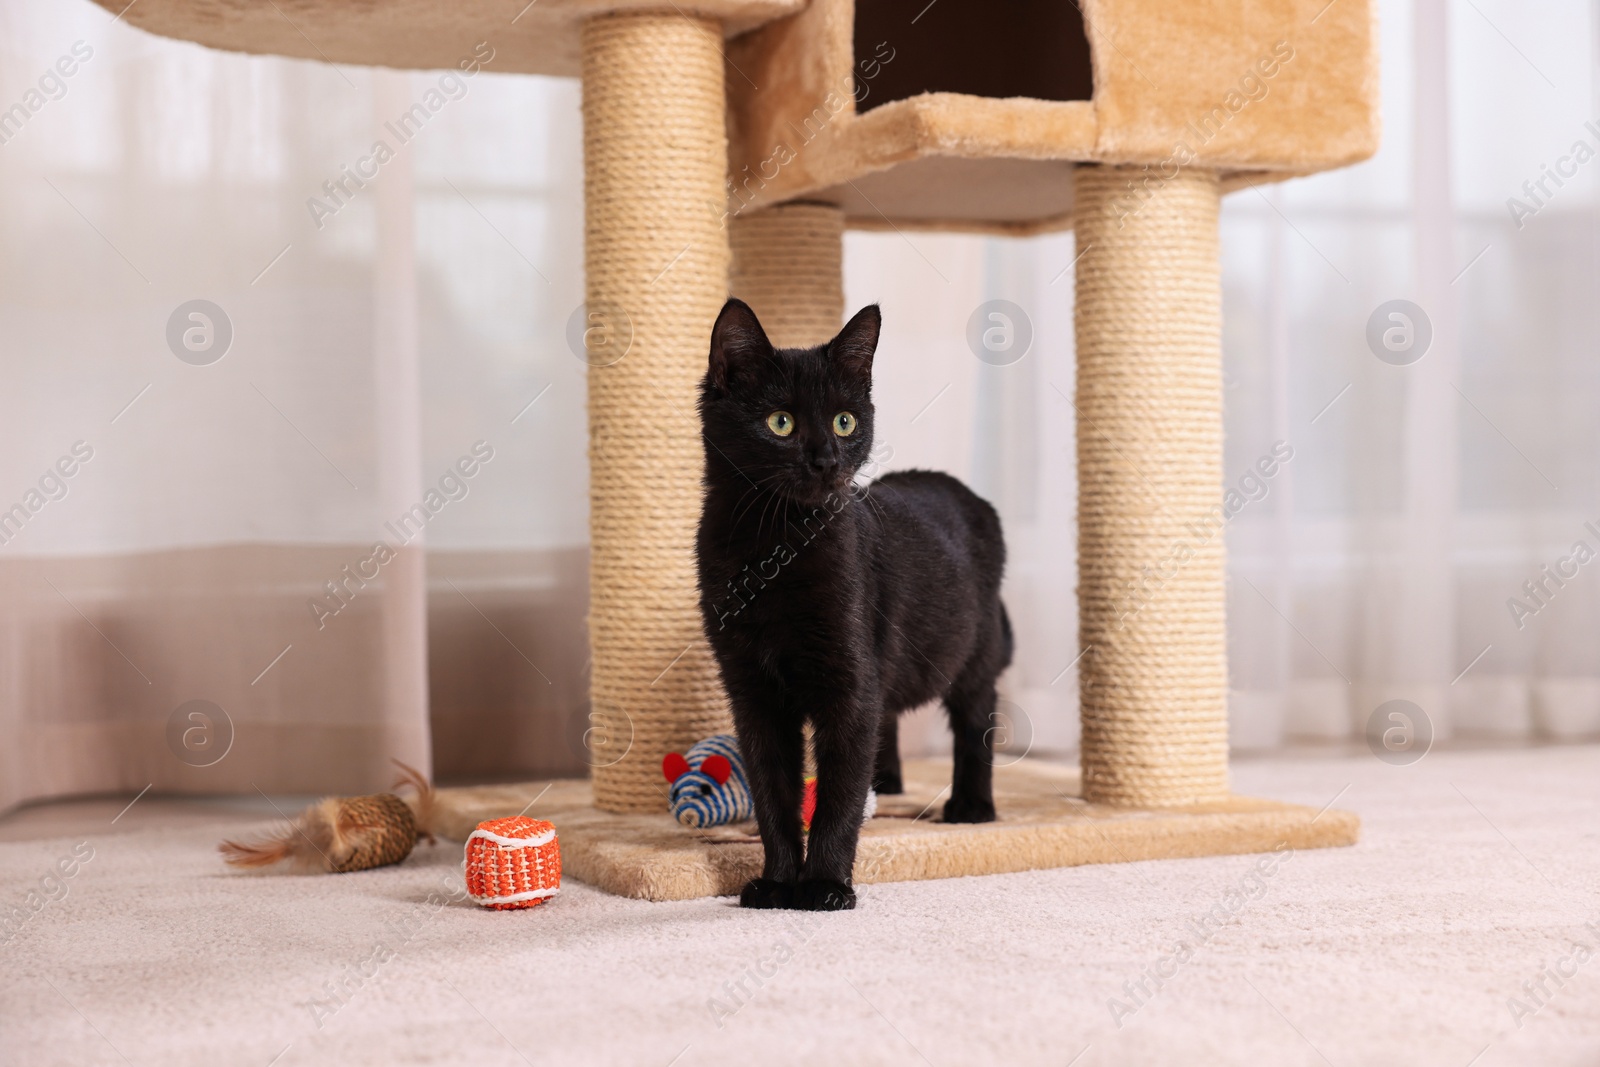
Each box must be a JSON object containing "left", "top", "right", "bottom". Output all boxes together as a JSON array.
[{"left": 2, "top": 745, "right": 1599, "bottom": 1067}]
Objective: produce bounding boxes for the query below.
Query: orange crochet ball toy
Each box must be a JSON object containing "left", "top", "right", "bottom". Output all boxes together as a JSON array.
[{"left": 464, "top": 816, "right": 561, "bottom": 910}]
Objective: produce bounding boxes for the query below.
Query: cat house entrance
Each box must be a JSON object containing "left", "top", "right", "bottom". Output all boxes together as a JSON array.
[{"left": 853, "top": 0, "right": 1094, "bottom": 112}]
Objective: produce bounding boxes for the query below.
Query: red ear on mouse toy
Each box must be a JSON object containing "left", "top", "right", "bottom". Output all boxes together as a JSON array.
[
  {"left": 700, "top": 754, "right": 732, "bottom": 785},
  {"left": 662, "top": 752, "right": 690, "bottom": 782}
]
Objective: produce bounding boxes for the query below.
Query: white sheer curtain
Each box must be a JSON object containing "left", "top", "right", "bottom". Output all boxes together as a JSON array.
[
  {"left": 1220, "top": 0, "right": 1600, "bottom": 749},
  {"left": 2, "top": 0, "right": 1594, "bottom": 812},
  {"left": 0, "top": 1, "right": 590, "bottom": 810}
]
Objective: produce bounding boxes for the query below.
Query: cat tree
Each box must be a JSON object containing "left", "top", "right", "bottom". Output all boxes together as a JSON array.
[{"left": 101, "top": 0, "right": 1378, "bottom": 897}]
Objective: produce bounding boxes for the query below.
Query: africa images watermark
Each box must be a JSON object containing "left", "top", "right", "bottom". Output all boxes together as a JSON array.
[
  {"left": 0, "top": 441, "right": 95, "bottom": 548},
  {"left": 1506, "top": 926, "right": 1598, "bottom": 1030},
  {"left": 713, "top": 41, "right": 896, "bottom": 229},
  {"left": 705, "top": 912, "right": 825, "bottom": 1029},
  {"left": 1111, "top": 441, "right": 1295, "bottom": 632},
  {"left": 0, "top": 40, "right": 94, "bottom": 148},
  {"left": 299, "top": 865, "right": 469, "bottom": 1029},
  {"left": 309, "top": 441, "right": 495, "bottom": 629},
  {"left": 1505, "top": 119, "right": 1600, "bottom": 230},
  {"left": 0, "top": 841, "right": 94, "bottom": 949},
  {"left": 306, "top": 42, "right": 495, "bottom": 230},
  {"left": 1109, "top": 40, "right": 1296, "bottom": 228},
  {"left": 705, "top": 441, "right": 894, "bottom": 630},
  {"left": 1504, "top": 519, "right": 1600, "bottom": 631},
  {"left": 1108, "top": 842, "right": 1295, "bottom": 1028}
]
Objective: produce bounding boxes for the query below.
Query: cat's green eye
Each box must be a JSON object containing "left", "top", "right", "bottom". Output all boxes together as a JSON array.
[
  {"left": 832, "top": 412, "right": 857, "bottom": 437},
  {"left": 767, "top": 411, "right": 795, "bottom": 437}
]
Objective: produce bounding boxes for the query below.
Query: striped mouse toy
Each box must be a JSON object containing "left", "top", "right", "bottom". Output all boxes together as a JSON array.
[
  {"left": 663, "top": 734, "right": 751, "bottom": 828},
  {"left": 662, "top": 734, "right": 876, "bottom": 830}
]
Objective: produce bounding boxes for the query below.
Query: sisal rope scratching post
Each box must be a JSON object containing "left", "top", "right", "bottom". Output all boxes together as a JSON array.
[
  {"left": 729, "top": 202, "right": 844, "bottom": 348},
  {"left": 1073, "top": 164, "right": 1230, "bottom": 807},
  {"left": 582, "top": 13, "right": 732, "bottom": 812}
]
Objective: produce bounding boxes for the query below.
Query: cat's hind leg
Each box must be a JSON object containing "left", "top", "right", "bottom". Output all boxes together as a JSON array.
[
  {"left": 872, "top": 707, "right": 904, "bottom": 795},
  {"left": 942, "top": 674, "right": 998, "bottom": 824}
]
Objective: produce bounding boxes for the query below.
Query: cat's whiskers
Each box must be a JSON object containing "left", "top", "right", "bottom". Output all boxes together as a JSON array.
[
  {"left": 726, "top": 467, "right": 786, "bottom": 520},
  {"left": 756, "top": 481, "right": 788, "bottom": 544},
  {"left": 726, "top": 469, "right": 792, "bottom": 551},
  {"left": 727, "top": 477, "right": 775, "bottom": 529}
]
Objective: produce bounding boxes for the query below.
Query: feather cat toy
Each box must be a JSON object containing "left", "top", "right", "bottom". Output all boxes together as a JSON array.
[{"left": 219, "top": 760, "right": 436, "bottom": 873}]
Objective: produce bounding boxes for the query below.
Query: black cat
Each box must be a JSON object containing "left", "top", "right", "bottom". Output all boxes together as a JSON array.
[{"left": 696, "top": 298, "right": 1012, "bottom": 912}]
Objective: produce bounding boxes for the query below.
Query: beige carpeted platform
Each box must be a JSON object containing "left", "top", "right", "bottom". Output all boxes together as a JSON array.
[{"left": 431, "top": 759, "right": 1358, "bottom": 901}]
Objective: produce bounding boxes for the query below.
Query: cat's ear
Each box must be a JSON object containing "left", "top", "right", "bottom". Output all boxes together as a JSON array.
[
  {"left": 829, "top": 304, "right": 880, "bottom": 380},
  {"left": 708, "top": 298, "right": 772, "bottom": 392}
]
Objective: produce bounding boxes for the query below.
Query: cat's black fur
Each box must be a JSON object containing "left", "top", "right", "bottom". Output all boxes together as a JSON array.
[{"left": 696, "top": 298, "right": 1012, "bottom": 912}]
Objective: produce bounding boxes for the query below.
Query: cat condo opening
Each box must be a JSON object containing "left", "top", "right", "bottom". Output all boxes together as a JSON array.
[{"left": 852, "top": 0, "right": 1094, "bottom": 112}]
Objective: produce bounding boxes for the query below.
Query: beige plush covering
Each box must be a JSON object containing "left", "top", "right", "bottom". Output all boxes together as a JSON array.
[
  {"left": 830, "top": 155, "right": 1079, "bottom": 233},
  {"left": 90, "top": 0, "right": 1376, "bottom": 232},
  {"left": 431, "top": 757, "right": 1358, "bottom": 901},
  {"left": 726, "top": 0, "right": 1380, "bottom": 230},
  {"left": 85, "top": 0, "right": 804, "bottom": 78},
  {"left": 88, "top": 0, "right": 1376, "bottom": 232}
]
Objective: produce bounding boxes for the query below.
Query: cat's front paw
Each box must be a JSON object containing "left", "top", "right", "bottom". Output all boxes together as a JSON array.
[
  {"left": 942, "top": 794, "right": 997, "bottom": 824},
  {"left": 793, "top": 878, "right": 856, "bottom": 911},
  {"left": 871, "top": 771, "right": 904, "bottom": 795},
  {"left": 739, "top": 877, "right": 795, "bottom": 909}
]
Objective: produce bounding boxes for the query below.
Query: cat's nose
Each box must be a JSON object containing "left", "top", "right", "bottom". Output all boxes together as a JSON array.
[{"left": 809, "top": 452, "right": 837, "bottom": 473}]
